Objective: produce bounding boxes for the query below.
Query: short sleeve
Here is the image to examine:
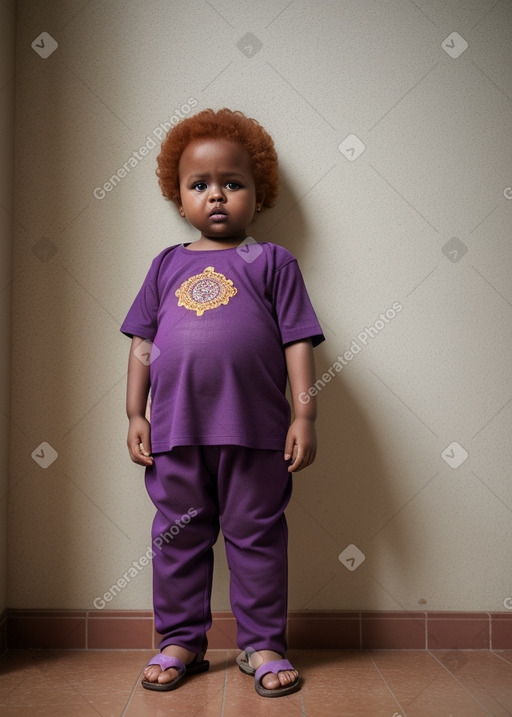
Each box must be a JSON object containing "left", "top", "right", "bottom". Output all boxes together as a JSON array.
[
  {"left": 120, "top": 247, "right": 173, "bottom": 340},
  {"left": 272, "top": 257, "right": 325, "bottom": 347}
]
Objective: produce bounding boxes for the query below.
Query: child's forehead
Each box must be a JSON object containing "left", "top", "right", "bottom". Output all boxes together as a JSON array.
[{"left": 179, "top": 137, "right": 252, "bottom": 173}]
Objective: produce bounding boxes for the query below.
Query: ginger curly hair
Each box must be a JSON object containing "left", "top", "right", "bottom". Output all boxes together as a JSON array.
[{"left": 156, "top": 108, "right": 279, "bottom": 210}]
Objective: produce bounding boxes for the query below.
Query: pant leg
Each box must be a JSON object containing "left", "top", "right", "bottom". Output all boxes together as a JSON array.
[
  {"left": 145, "top": 446, "right": 219, "bottom": 654},
  {"left": 216, "top": 446, "right": 293, "bottom": 655}
]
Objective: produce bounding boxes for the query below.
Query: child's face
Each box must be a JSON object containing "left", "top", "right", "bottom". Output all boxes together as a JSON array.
[{"left": 177, "top": 138, "right": 259, "bottom": 242}]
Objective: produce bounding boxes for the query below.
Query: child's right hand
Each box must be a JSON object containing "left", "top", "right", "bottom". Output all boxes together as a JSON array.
[{"left": 127, "top": 415, "right": 153, "bottom": 466}]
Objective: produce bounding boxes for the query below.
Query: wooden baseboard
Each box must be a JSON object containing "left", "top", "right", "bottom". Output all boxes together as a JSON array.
[{"left": 5, "top": 609, "right": 512, "bottom": 650}]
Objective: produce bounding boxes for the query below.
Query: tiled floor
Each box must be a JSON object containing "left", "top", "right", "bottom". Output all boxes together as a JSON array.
[{"left": 1, "top": 649, "right": 512, "bottom": 716}]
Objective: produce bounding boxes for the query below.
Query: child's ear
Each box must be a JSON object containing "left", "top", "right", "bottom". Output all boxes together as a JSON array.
[
  {"left": 256, "top": 190, "right": 266, "bottom": 212},
  {"left": 176, "top": 198, "right": 186, "bottom": 217}
]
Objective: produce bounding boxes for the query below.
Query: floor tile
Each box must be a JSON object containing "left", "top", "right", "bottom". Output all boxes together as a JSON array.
[
  {"left": 298, "top": 650, "right": 401, "bottom": 717},
  {"left": 369, "top": 651, "right": 492, "bottom": 716},
  {"left": 495, "top": 650, "right": 512, "bottom": 665},
  {"left": 2, "top": 647, "right": 512, "bottom": 716},
  {"left": 430, "top": 650, "right": 512, "bottom": 717},
  {"left": 0, "top": 649, "right": 146, "bottom": 716}
]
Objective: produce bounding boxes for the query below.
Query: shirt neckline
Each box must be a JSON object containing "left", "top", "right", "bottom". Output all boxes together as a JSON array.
[{"left": 180, "top": 242, "right": 242, "bottom": 253}]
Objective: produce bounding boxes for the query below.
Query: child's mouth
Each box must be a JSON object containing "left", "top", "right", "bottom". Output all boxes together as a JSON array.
[{"left": 209, "top": 210, "right": 228, "bottom": 221}]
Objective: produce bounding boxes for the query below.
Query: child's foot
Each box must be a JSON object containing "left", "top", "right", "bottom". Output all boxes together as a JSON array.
[
  {"left": 249, "top": 650, "right": 299, "bottom": 691},
  {"left": 143, "top": 645, "right": 196, "bottom": 685}
]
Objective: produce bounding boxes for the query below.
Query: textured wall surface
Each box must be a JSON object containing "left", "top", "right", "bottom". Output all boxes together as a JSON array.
[
  {"left": 7, "top": 0, "right": 512, "bottom": 614},
  {"left": 0, "top": 0, "right": 15, "bottom": 616}
]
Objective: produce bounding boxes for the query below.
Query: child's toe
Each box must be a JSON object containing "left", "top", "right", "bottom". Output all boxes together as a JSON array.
[{"left": 143, "top": 664, "right": 179, "bottom": 684}]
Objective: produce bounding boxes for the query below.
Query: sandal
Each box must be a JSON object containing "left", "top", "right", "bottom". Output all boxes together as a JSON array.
[
  {"left": 237, "top": 651, "right": 301, "bottom": 698},
  {"left": 141, "top": 651, "right": 210, "bottom": 691}
]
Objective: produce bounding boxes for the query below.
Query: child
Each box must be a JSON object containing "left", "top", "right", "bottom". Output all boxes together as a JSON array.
[{"left": 121, "top": 108, "right": 324, "bottom": 698}]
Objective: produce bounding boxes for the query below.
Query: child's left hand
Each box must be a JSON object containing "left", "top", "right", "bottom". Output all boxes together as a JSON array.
[{"left": 284, "top": 417, "right": 317, "bottom": 472}]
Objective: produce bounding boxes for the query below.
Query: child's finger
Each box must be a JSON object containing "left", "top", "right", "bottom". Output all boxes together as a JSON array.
[
  {"left": 138, "top": 441, "right": 153, "bottom": 465},
  {"left": 290, "top": 444, "right": 317, "bottom": 472},
  {"left": 139, "top": 442, "right": 151, "bottom": 457},
  {"left": 127, "top": 436, "right": 152, "bottom": 465},
  {"left": 287, "top": 443, "right": 302, "bottom": 472},
  {"left": 283, "top": 435, "right": 295, "bottom": 461}
]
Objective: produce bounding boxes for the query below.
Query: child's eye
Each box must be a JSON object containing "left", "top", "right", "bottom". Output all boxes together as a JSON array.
[
  {"left": 193, "top": 182, "right": 207, "bottom": 192},
  {"left": 226, "top": 182, "right": 241, "bottom": 191}
]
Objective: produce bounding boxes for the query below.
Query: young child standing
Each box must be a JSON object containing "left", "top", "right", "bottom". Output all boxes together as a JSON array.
[{"left": 121, "top": 108, "right": 324, "bottom": 698}]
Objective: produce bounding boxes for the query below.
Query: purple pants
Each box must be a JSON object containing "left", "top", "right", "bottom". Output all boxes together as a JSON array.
[{"left": 145, "top": 445, "right": 293, "bottom": 656}]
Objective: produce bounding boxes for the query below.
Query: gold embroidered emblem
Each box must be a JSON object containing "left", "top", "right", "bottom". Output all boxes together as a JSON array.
[{"left": 175, "top": 266, "right": 237, "bottom": 316}]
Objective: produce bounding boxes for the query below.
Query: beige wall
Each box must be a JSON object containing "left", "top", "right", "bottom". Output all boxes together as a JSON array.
[
  {"left": 8, "top": 0, "right": 512, "bottom": 615},
  {"left": 0, "top": 0, "right": 15, "bottom": 616}
]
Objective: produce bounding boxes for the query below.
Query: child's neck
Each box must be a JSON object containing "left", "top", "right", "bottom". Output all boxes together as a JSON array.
[{"left": 186, "top": 235, "right": 246, "bottom": 251}]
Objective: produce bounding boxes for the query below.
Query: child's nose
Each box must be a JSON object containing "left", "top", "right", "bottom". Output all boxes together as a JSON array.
[{"left": 208, "top": 185, "right": 226, "bottom": 202}]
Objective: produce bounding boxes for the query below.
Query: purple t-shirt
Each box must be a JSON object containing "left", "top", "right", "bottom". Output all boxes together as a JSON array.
[{"left": 121, "top": 242, "right": 324, "bottom": 452}]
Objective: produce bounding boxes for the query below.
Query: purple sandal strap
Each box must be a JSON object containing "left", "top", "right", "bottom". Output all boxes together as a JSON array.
[
  {"left": 146, "top": 653, "right": 185, "bottom": 676},
  {"left": 254, "top": 659, "right": 294, "bottom": 682}
]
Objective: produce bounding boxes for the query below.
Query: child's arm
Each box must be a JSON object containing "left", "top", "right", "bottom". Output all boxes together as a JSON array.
[
  {"left": 126, "top": 336, "right": 153, "bottom": 466},
  {"left": 284, "top": 338, "right": 318, "bottom": 472}
]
